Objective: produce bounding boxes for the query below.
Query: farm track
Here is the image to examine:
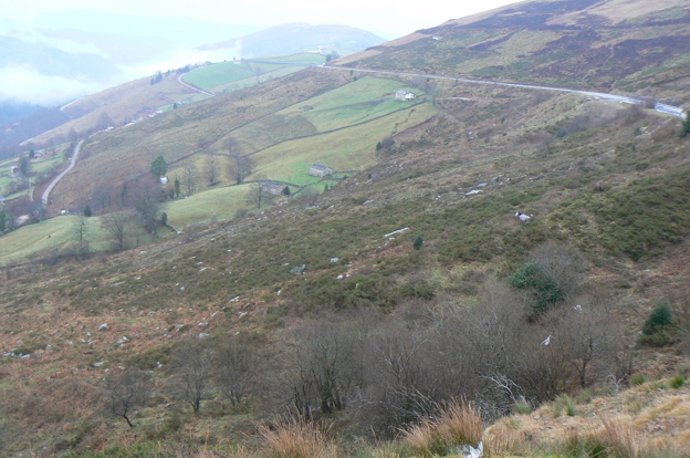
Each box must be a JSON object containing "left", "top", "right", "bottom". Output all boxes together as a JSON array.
[
  {"left": 176, "top": 73, "right": 215, "bottom": 97},
  {"left": 42, "top": 139, "right": 84, "bottom": 207}
]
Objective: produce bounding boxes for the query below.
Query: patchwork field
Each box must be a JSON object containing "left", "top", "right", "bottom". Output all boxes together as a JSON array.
[{"left": 182, "top": 53, "right": 326, "bottom": 92}]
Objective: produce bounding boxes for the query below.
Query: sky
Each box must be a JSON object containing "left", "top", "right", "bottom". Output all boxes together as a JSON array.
[{"left": 2, "top": 0, "right": 518, "bottom": 39}]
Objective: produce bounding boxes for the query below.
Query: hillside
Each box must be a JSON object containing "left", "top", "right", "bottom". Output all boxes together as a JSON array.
[
  {"left": 1, "top": 0, "right": 690, "bottom": 456},
  {"left": 339, "top": 0, "right": 690, "bottom": 100}
]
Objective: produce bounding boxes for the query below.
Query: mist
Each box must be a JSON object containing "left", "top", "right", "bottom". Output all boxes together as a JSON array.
[{"left": 0, "top": 64, "right": 110, "bottom": 106}]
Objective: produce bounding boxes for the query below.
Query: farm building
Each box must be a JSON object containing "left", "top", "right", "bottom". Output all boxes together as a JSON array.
[
  {"left": 395, "top": 89, "right": 416, "bottom": 101},
  {"left": 262, "top": 181, "right": 288, "bottom": 196},
  {"left": 309, "top": 163, "right": 334, "bottom": 177}
]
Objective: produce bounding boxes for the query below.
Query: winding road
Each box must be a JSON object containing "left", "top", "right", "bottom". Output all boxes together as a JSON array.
[
  {"left": 42, "top": 139, "right": 84, "bottom": 207},
  {"left": 176, "top": 73, "right": 215, "bottom": 97},
  {"left": 322, "top": 65, "right": 687, "bottom": 120}
]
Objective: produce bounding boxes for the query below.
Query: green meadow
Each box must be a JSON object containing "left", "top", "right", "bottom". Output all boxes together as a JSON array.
[{"left": 182, "top": 53, "right": 326, "bottom": 91}]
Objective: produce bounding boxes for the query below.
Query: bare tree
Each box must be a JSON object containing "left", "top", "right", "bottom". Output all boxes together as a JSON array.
[
  {"left": 213, "top": 334, "right": 256, "bottom": 406},
  {"left": 247, "top": 183, "right": 266, "bottom": 210},
  {"left": 229, "top": 154, "right": 253, "bottom": 185},
  {"left": 74, "top": 216, "right": 88, "bottom": 254},
  {"left": 131, "top": 177, "right": 163, "bottom": 233},
  {"left": 92, "top": 185, "right": 113, "bottom": 211},
  {"left": 205, "top": 155, "right": 219, "bottom": 187},
  {"left": 283, "top": 319, "right": 367, "bottom": 419},
  {"left": 104, "top": 370, "right": 151, "bottom": 428},
  {"left": 547, "top": 292, "right": 623, "bottom": 388},
  {"left": 102, "top": 211, "right": 131, "bottom": 251},
  {"left": 171, "top": 338, "right": 212, "bottom": 413},
  {"left": 185, "top": 166, "right": 196, "bottom": 196}
]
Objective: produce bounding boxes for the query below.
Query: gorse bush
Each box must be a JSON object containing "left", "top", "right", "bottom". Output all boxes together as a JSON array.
[
  {"left": 639, "top": 303, "right": 674, "bottom": 346},
  {"left": 642, "top": 304, "right": 672, "bottom": 335},
  {"left": 510, "top": 262, "right": 563, "bottom": 319}
]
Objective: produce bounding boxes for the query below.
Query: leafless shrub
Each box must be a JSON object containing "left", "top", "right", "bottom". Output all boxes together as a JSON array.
[
  {"left": 101, "top": 211, "right": 132, "bottom": 251},
  {"left": 213, "top": 333, "right": 257, "bottom": 406},
  {"left": 104, "top": 369, "right": 151, "bottom": 427},
  {"left": 281, "top": 318, "right": 367, "bottom": 420},
  {"left": 170, "top": 338, "right": 212, "bottom": 413}
]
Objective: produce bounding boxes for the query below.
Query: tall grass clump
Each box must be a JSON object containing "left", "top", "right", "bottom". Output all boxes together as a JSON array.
[
  {"left": 403, "top": 401, "right": 483, "bottom": 457},
  {"left": 259, "top": 417, "right": 339, "bottom": 458},
  {"left": 563, "top": 416, "right": 643, "bottom": 458}
]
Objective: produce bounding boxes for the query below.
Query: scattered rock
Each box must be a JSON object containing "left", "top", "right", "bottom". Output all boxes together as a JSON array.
[
  {"left": 384, "top": 227, "right": 409, "bottom": 239},
  {"left": 198, "top": 333, "right": 210, "bottom": 340},
  {"left": 116, "top": 336, "right": 129, "bottom": 346},
  {"left": 330, "top": 257, "right": 340, "bottom": 264},
  {"left": 98, "top": 323, "right": 109, "bottom": 332},
  {"left": 290, "top": 264, "right": 307, "bottom": 275},
  {"left": 92, "top": 361, "right": 105, "bottom": 368}
]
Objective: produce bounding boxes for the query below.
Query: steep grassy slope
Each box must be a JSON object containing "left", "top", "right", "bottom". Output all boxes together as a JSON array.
[
  {"left": 26, "top": 72, "right": 200, "bottom": 147},
  {"left": 44, "top": 74, "right": 434, "bottom": 219},
  {"left": 1, "top": 0, "right": 690, "bottom": 456},
  {"left": 341, "top": 0, "right": 690, "bottom": 100}
]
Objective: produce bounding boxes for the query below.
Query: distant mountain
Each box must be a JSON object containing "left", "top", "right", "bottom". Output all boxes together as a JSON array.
[
  {"left": 0, "top": 104, "right": 68, "bottom": 158},
  {"left": 203, "top": 23, "right": 385, "bottom": 57},
  {"left": 34, "top": 11, "right": 259, "bottom": 66},
  {"left": 0, "top": 35, "right": 118, "bottom": 82}
]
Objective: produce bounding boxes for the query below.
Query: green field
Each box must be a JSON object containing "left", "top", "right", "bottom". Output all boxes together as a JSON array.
[
  {"left": 0, "top": 157, "right": 16, "bottom": 195},
  {"left": 280, "top": 76, "right": 419, "bottom": 131},
  {"left": 31, "top": 154, "right": 65, "bottom": 174},
  {"left": 249, "top": 102, "right": 437, "bottom": 185},
  {"left": 3, "top": 73, "right": 437, "bottom": 262},
  {"left": 164, "top": 185, "right": 252, "bottom": 228},
  {"left": 0, "top": 216, "right": 103, "bottom": 264},
  {"left": 229, "top": 77, "right": 427, "bottom": 155},
  {"left": 183, "top": 53, "right": 326, "bottom": 91}
]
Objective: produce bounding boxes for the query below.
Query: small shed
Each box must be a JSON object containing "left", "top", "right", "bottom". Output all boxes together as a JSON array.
[
  {"left": 263, "top": 181, "right": 288, "bottom": 196},
  {"left": 395, "top": 89, "right": 416, "bottom": 101},
  {"left": 160, "top": 176, "right": 169, "bottom": 185},
  {"left": 309, "top": 163, "right": 334, "bottom": 178}
]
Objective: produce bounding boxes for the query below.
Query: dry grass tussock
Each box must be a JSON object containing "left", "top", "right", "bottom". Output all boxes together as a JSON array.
[
  {"left": 484, "top": 380, "right": 690, "bottom": 457},
  {"left": 258, "top": 417, "right": 339, "bottom": 458},
  {"left": 403, "top": 400, "right": 483, "bottom": 457}
]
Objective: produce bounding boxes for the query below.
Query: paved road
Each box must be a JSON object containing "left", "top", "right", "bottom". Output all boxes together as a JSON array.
[
  {"left": 176, "top": 73, "right": 215, "bottom": 97},
  {"left": 323, "top": 65, "right": 687, "bottom": 120},
  {"left": 42, "top": 139, "right": 84, "bottom": 207}
]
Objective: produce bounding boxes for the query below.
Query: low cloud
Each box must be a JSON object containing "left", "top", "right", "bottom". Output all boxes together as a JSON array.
[{"left": 0, "top": 63, "right": 109, "bottom": 106}]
